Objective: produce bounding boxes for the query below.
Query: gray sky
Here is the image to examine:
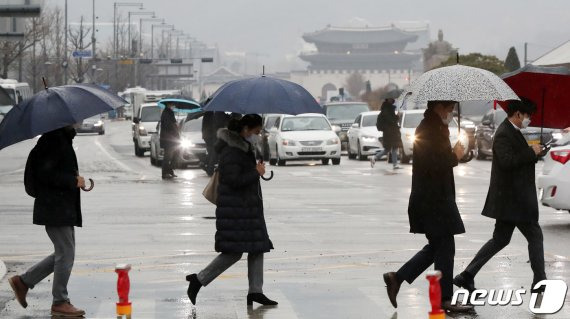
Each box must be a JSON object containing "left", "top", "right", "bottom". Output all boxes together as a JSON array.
[{"left": 49, "top": 0, "right": 569, "bottom": 72}]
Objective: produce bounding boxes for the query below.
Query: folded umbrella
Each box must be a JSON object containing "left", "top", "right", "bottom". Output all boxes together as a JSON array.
[{"left": 0, "top": 83, "right": 126, "bottom": 151}]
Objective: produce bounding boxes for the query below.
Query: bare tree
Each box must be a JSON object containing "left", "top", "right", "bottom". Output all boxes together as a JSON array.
[
  {"left": 345, "top": 72, "right": 366, "bottom": 99},
  {"left": 68, "top": 16, "right": 92, "bottom": 83},
  {"left": 0, "top": 16, "right": 45, "bottom": 79}
]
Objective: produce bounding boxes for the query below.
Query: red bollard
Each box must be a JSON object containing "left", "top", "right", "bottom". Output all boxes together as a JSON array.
[
  {"left": 116, "top": 264, "right": 132, "bottom": 319},
  {"left": 426, "top": 271, "right": 445, "bottom": 319}
]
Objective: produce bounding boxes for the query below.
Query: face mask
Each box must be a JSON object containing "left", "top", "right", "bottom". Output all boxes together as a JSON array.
[
  {"left": 442, "top": 113, "right": 453, "bottom": 125},
  {"left": 246, "top": 134, "right": 260, "bottom": 144},
  {"left": 521, "top": 116, "right": 531, "bottom": 129}
]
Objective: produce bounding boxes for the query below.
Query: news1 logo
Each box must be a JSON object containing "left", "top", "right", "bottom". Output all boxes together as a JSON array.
[{"left": 452, "top": 280, "right": 568, "bottom": 314}]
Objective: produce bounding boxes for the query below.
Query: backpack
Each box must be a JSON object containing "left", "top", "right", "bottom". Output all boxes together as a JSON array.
[{"left": 24, "top": 147, "right": 37, "bottom": 198}]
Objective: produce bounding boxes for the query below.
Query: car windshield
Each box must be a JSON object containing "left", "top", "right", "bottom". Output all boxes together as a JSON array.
[
  {"left": 362, "top": 115, "right": 377, "bottom": 127},
  {"left": 183, "top": 119, "right": 202, "bottom": 132},
  {"left": 326, "top": 104, "right": 369, "bottom": 121},
  {"left": 281, "top": 117, "right": 331, "bottom": 131},
  {"left": 140, "top": 106, "right": 161, "bottom": 122},
  {"left": 403, "top": 113, "right": 424, "bottom": 128}
]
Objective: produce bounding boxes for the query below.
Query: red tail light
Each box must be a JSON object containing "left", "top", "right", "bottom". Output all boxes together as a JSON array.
[{"left": 551, "top": 150, "right": 570, "bottom": 164}]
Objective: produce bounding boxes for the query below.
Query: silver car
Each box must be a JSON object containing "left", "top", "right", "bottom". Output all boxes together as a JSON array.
[
  {"left": 76, "top": 115, "right": 105, "bottom": 135},
  {"left": 150, "top": 117, "right": 207, "bottom": 168}
]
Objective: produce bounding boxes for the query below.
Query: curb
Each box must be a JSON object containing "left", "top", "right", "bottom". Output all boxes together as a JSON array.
[{"left": 0, "top": 259, "right": 6, "bottom": 281}]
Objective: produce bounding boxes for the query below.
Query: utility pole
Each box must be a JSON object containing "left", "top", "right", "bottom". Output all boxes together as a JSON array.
[
  {"left": 92, "top": 0, "right": 96, "bottom": 60},
  {"left": 64, "top": 0, "right": 68, "bottom": 84},
  {"left": 524, "top": 42, "right": 528, "bottom": 65}
]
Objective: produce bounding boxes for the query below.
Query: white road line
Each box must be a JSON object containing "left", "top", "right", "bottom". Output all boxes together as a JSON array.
[{"left": 94, "top": 139, "right": 133, "bottom": 172}]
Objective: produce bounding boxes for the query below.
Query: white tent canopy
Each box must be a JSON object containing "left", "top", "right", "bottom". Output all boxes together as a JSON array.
[{"left": 532, "top": 41, "right": 570, "bottom": 67}]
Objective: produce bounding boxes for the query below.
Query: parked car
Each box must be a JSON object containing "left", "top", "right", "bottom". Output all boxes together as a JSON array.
[
  {"left": 399, "top": 110, "right": 471, "bottom": 164},
  {"left": 76, "top": 115, "right": 105, "bottom": 135},
  {"left": 150, "top": 117, "right": 207, "bottom": 168},
  {"left": 475, "top": 108, "right": 562, "bottom": 160},
  {"left": 267, "top": 113, "right": 341, "bottom": 166},
  {"left": 347, "top": 111, "right": 382, "bottom": 160},
  {"left": 537, "top": 144, "right": 570, "bottom": 212},
  {"left": 133, "top": 103, "right": 161, "bottom": 157},
  {"left": 322, "top": 102, "right": 370, "bottom": 150},
  {"left": 261, "top": 114, "right": 281, "bottom": 161}
]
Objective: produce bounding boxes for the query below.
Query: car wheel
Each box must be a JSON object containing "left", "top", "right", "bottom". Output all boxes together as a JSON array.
[
  {"left": 321, "top": 159, "right": 330, "bottom": 165},
  {"left": 98, "top": 131, "right": 105, "bottom": 135},
  {"left": 134, "top": 143, "right": 144, "bottom": 157},
  {"left": 357, "top": 141, "right": 367, "bottom": 161},
  {"left": 332, "top": 158, "right": 341, "bottom": 165},
  {"left": 347, "top": 142, "right": 357, "bottom": 159},
  {"left": 400, "top": 148, "right": 411, "bottom": 164}
]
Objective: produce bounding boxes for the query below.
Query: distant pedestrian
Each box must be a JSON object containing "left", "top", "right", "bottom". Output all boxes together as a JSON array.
[
  {"left": 202, "top": 111, "right": 230, "bottom": 176},
  {"left": 454, "top": 99, "right": 546, "bottom": 294},
  {"left": 9, "top": 126, "right": 86, "bottom": 317},
  {"left": 371, "top": 98, "right": 402, "bottom": 169},
  {"left": 186, "top": 114, "right": 277, "bottom": 306},
  {"left": 160, "top": 103, "right": 180, "bottom": 179},
  {"left": 383, "top": 101, "right": 473, "bottom": 313}
]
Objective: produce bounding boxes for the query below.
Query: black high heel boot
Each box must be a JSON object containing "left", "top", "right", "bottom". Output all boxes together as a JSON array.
[
  {"left": 186, "top": 274, "right": 202, "bottom": 305},
  {"left": 246, "top": 293, "right": 278, "bottom": 306}
]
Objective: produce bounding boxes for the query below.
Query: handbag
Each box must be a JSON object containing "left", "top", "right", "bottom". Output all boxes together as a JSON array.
[{"left": 202, "top": 170, "right": 220, "bottom": 204}]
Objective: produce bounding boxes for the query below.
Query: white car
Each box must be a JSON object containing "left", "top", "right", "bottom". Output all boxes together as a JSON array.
[
  {"left": 537, "top": 145, "right": 570, "bottom": 212},
  {"left": 267, "top": 114, "right": 341, "bottom": 166},
  {"left": 133, "top": 103, "right": 161, "bottom": 157},
  {"left": 399, "top": 110, "right": 470, "bottom": 164},
  {"left": 347, "top": 111, "right": 382, "bottom": 160}
]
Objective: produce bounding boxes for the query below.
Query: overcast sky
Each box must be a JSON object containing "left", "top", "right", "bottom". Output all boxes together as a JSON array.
[{"left": 48, "top": 0, "right": 569, "bottom": 72}]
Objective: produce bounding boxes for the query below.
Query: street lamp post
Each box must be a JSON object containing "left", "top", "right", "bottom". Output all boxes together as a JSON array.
[
  {"left": 139, "top": 17, "right": 163, "bottom": 57},
  {"left": 113, "top": 2, "right": 143, "bottom": 58},
  {"left": 164, "top": 29, "right": 183, "bottom": 59},
  {"left": 127, "top": 11, "right": 154, "bottom": 57},
  {"left": 151, "top": 23, "right": 173, "bottom": 60}
]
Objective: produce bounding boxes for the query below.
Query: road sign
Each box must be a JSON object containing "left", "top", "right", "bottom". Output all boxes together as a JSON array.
[{"left": 72, "top": 50, "right": 92, "bottom": 58}]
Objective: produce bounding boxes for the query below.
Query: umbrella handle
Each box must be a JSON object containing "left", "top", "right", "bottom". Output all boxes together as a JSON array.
[
  {"left": 81, "top": 178, "right": 94, "bottom": 192},
  {"left": 261, "top": 171, "right": 274, "bottom": 181},
  {"left": 42, "top": 77, "right": 48, "bottom": 90}
]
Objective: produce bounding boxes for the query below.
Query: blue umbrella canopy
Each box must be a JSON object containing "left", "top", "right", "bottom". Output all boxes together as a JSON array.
[
  {"left": 0, "top": 84, "right": 126, "bottom": 150},
  {"left": 157, "top": 96, "right": 202, "bottom": 114},
  {"left": 203, "top": 75, "right": 322, "bottom": 115}
]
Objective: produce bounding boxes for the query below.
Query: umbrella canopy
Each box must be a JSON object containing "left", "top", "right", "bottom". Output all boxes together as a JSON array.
[
  {"left": 203, "top": 75, "right": 322, "bottom": 115},
  {"left": 403, "top": 65, "right": 519, "bottom": 104},
  {"left": 157, "top": 95, "right": 202, "bottom": 114},
  {"left": 0, "top": 84, "right": 126, "bottom": 151},
  {"left": 500, "top": 64, "right": 570, "bottom": 129}
]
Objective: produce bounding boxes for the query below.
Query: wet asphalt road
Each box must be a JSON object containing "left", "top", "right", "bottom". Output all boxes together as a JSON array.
[{"left": 0, "top": 120, "right": 569, "bottom": 319}]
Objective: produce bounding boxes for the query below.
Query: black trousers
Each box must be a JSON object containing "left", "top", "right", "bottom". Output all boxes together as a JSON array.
[
  {"left": 161, "top": 144, "right": 176, "bottom": 176},
  {"left": 465, "top": 220, "right": 546, "bottom": 285},
  {"left": 205, "top": 143, "right": 218, "bottom": 176},
  {"left": 397, "top": 234, "right": 455, "bottom": 301}
]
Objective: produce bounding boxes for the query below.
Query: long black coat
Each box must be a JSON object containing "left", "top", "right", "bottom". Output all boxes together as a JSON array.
[
  {"left": 408, "top": 109, "right": 465, "bottom": 236},
  {"left": 202, "top": 111, "right": 230, "bottom": 145},
  {"left": 214, "top": 128, "right": 273, "bottom": 253},
  {"left": 160, "top": 107, "right": 179, "bottom": 148},
  {"left": 377, "top": 102, "right": 402, "bottom": 149},
  {"left": 32, "top": 128, "right": 82, "bottom": 227},
  {"left": 482, "top": 119, "right": 539, "bottom": 222}
]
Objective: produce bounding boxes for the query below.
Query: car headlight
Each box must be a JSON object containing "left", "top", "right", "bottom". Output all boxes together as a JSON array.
[
  {"left": 180, "top": 138, "right": 195, "bottom": 149},
  {"left": 138, "top": 125, "right": 147, "bottom": 136},
  {"left": 282, "top": 139, "right": 296, "bottom": 146},
  {"left": 326, "top": 138, "right": 340, "bottom": 145},
  {"left": 94, "top": 121, "right": 103, "bottom": 127},
  {"left": 405, "top": 133, "right": 416, "bottom": 142},
  {"left": 361, "top": 136, "right": 376, "bottom": 142}
]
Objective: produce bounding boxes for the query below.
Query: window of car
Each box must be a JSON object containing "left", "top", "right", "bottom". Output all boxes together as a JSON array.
[
  {"left": 362, "top": 115, "right": 377, "bottom": 127},
  {"left": 182, "top": 119, "right": 202, "bottom": 132},
  {"left": 281, "top": 116, "right": 331, "bottom": 132},
  {"left": 264, "top": 116, "right": 279, "bottom": 130},
  {"left": 140, "top": 106, "right": 161, "bottom": 122},
  {"left": 325, "top": 103, "right": 370, "bottom": 122},
  {"left": 402, "top": 113, "right": 424, "bottom": 128},
  {"left": 273, "top": 117, "right": 282, "bottom": 129},
  {"left": 354, "top": 115, "right": 361, "bottom": 124}
]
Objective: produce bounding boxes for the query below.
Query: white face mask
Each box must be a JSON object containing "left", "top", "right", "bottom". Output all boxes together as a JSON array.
[
  {"left": 442, "top": 113, "right": 453, "bottom": 125},
  {"left": 521, "top": 114, "right": 531, "bottom": 129},
  {"left": 246, "top": 134, "right": 260, "bottom": 144}
]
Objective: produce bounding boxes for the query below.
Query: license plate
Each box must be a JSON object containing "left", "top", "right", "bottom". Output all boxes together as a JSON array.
[
  {"left": 82, "top": 125, "right": 91, "bottom": 129},
  {"left": 301, "top": 147, "right": 322, "bottom": 152}
]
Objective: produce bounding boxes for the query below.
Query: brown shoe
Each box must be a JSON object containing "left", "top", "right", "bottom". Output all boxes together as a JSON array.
[
  {"left": 51, "top": 302, "right": 85, "bottom": 317},
  {"left": 8, "top": 276, "right": 28, "bottom": 308},
  {"left": 442, "top": 300, "right": 475, "bottom": 313},
  {"left": 383, "top": 272, "right": 401, "bottom": 308}
]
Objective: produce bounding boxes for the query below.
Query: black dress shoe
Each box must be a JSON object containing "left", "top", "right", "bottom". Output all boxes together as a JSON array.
[
  {"left": 162, "top": 174, "right": 174, "bottom": 179},
  {"left": 186, "top": 274, "right": 202, "bottom": 305},
  {"left": 247, "top": 293, "right": 278, "bottom": 306},
  {"left": 383, "top": 272, "right": 401, "bottom": 308},
  {"left": 453, "top": 272, "right": 476, "bottom": 293},
  {"left": 442, "top": 300, "right": 475, "bottom": 313}
]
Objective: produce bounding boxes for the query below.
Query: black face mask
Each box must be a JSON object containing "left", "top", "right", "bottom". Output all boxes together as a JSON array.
[{"left": 63, "top": 126, "right": 77, "bottom": 140}]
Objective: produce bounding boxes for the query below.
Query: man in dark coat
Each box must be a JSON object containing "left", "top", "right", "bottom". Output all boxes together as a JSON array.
[
  {"left": 371, "top": 98, "right": 402, "bottom": 169},
  {"left": 383, "top": 101, "right": 473, "bottom": 313},
  {"left": 160, "top": 103, "right": 180, "bottom": 179},
  {"left": 186, "top": 115, "right": 277, "bottom": 306},
  {"left": 9, "top": 126, "right": 86, "bottom": 317},
  {"left": 454, "top": 100, "right": 545, "bottom": 293},
  {"left": 202, "top": 111, "right": 230, "bottom": 176}
]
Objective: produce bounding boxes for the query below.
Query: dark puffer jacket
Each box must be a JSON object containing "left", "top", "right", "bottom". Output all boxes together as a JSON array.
[{"left": 214, "top": 128, "right": 273, "bottom": 253}]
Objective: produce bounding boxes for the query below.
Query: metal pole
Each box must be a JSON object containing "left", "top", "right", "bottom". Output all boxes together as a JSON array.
[
  {"left": 128, "top": 12, "right": 131, "bottom": 56},
  {"left": 113, "top": 3, "right": 117, "bottom": 58},
  {"left": 92, "top": 0, "right": 96, "bottom": 60},
  {"left": 64, "top": 0, "right": 68, "bottom": 84},
  {"left": 151, "top": 24, "right": 154, "bottom": 60},
  {"left": 524, "top": 42, "right": 528, "bottom": 65}
]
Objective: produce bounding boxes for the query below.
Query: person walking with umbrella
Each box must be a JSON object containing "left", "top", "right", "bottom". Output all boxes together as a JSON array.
[
  {"left": 160, "top": 103, "right": 180, "bottom": 179},
  {"left": 202, "top": 111, "right": 230, "bottom": 176},
  {"left": 371, "top": 97, "right": 402, "bottom": 169},
  {"left": 9, "top": 125, "right": 86, "bottom": 317},
  {"left": 383, "top": 101, "right": 473, "bottom": 313},
  {"left": 453, "top": 99, "right": 546, "bottom": 294},
  {"left": 186, "top": 114, "right": 277, "bottom": 306}
]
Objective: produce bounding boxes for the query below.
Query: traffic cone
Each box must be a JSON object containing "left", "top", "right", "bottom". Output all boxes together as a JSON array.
[
  {"left": 426, "top": 271, "right": 445, "bottom": 319},
  {"left": 116, "top": 264, "right": 132, "bottom": 319}
]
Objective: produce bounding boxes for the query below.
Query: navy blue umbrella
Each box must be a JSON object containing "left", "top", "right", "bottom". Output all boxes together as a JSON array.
[
  {"left": 0, "top": 83, "right": 126, "bottom": 151},
  {"left": 203, "top": 75, "right": 322, "bottom": 115}
]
